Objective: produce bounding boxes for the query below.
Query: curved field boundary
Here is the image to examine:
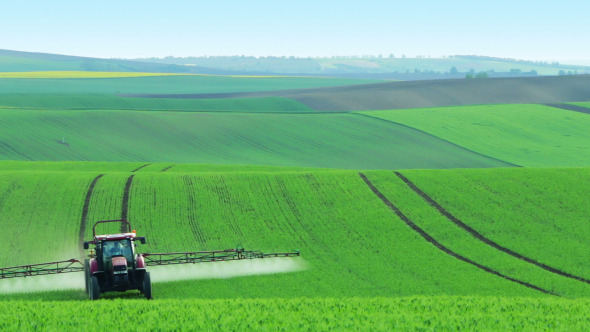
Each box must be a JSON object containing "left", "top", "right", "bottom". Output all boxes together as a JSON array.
[
  {"left": 394, "top": 171, "right": 590, "bottom": 285},
  {"left": 121, "top": 175, "right": 135, "bottom": 232},
  {"left": 354, "top": 113, "right": 519, "bottom": 167},
  {"left": 545, "top": 103, "right": 590, "bottom": 115},
  {"left": 79, "top": 174, "right": 104, "bottom": 256},
  {"left": 358, "top": 173, "right": 556, "bottom": 296},
  {"left": 131, "top": 164, "right": 151, "bottom": 172},
  {"left": 161, "top": 165, "right": 174, "bottom": 172}
]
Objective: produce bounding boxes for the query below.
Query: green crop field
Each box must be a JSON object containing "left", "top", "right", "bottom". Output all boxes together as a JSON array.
[
  {"left": 0, "top": 109, "right": 509, "bottom": 169},
  {"left": 362, "top": 104, "right": 590, "bottom": 167},
  {"left": 1, "top": 166, "right": 590, "bottom": 330},
  {"left": 1, "top": 59, "right": 589, "bottom": 330}
]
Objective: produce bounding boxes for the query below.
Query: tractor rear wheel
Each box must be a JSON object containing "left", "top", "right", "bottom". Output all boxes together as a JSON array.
[
  {"left": 143, "top": 272, "right": 152, "bottom": 300},
  {"left": 89, "top": 276, "right": 100, "bottom": 300},
  {"left": 84, "top": 259, "right": 90, "bottom": 294}
]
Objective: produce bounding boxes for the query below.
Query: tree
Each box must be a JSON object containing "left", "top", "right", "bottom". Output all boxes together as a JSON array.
[
  {"left": 450, "top": 66, "right": 458, "bottom": 74},
  {"left": 475, "top": 72, "right": 488, "bottom": 79}
]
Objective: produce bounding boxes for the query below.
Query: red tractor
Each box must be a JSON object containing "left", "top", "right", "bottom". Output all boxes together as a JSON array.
[
  {"left": 1, "top": 219, "right": 300, "bottom": 300},
  {"left": 83, "top": 220, "right": 151, "bottom": 300}
]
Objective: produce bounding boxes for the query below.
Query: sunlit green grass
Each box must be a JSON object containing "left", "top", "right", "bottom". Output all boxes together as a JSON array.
[{"left": 362, "top": 104, "right": 590, "bottom": 167}]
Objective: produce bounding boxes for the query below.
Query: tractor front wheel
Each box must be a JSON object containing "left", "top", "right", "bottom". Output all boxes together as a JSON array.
[
  {"left": 89, "top": 276, "right": 100, "bottom": 300},
  {"left": 143, "top": 272, "right": 152, "bottom": 300}
]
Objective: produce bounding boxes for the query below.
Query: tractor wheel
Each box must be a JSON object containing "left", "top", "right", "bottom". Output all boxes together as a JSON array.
[
  {"left": 143, "top": 272, "right": 152, "bottom": 300},
  {"left": 84, "top": 259, "right": 90, "bottom": 294},
  {"left": 89, "top": 276, "right": 100, "bottom": 300}
]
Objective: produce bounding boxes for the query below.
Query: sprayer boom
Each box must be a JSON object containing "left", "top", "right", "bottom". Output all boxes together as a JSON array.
[
  {"left": 142, "top": 247, "right": 300, "bottom": 266},
  {"left": 0, "top": 259, "right": 84, "bottom": 279}
]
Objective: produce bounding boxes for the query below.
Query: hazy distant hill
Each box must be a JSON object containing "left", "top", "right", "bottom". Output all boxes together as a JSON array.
[
  {"left": 136, "top": 55, "right": 590, "bottom": 79},
  {"left": 0, "top": 49, "right": 227, "bottom": 74}
]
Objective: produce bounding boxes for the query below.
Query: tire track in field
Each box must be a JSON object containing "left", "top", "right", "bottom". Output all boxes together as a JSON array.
[
  {"left": 131, "top": 164, "right": 151, "bottom": 172},
  {"left": 359, "top": 173, "right": 557, "bottom": 296},
  {"left": 161, "top": 165, "right": 174, "bottom": 172},
  {"left": 79, "top": 174, "right": 104, "bottom": 256},
  {"left": 121, "top": 175, "right": 134, "bottom": 232},
  {"left": 545, "top": 103, "right": 590, "bottom": 115},
  {"left": 394, "top": 171, "right": 590, "bottom": 285}
]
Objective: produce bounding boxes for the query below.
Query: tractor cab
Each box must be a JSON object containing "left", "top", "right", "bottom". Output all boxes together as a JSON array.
[{"left": 83, "top": 220, "right": 150, "bottom": 300}]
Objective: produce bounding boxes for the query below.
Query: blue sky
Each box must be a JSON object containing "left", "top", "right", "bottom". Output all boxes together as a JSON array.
[{"left": 1, "top": 0, "right": 589, "bottom": 63}]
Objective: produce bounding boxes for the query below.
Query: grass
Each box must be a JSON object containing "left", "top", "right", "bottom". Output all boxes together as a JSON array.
[
  {"left": 0, "top": 94, "right": 315, "bottom": 113},
  {"left": 0, "top": 109, "right": 509, "bottom": 169},
  {"left": 362, "top": 104, "right": 590, "bottom": 166},
  {"left": 1, "top": 297, "right": 589, "bottom": 331}
]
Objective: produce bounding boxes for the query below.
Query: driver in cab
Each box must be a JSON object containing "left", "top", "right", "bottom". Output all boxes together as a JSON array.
[{"left": 109, "top": 241, "right": 124, "bottom": 257}]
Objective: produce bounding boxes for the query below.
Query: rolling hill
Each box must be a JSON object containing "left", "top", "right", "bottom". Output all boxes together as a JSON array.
[
  {"left": 0, "top": 109, "right": 509, "bottom": 169},
  {"left": 133, "top": 75, "right": 590, "bottom": 111}
]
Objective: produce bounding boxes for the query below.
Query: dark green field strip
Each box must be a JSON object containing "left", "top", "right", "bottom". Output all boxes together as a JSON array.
[
  {"left": 399, "top": 168, "right": 590, "bottom": 279},
  {"left": 545, "top": 103, "right": 590, "bottom": 115},
  {"left": 394, "top": 171, "right": 590, "bottom": 285},
  {"left": 0, "top": 94, "right": 316, "bottom": 113},
  {"left": 363, "top": 104, "right": 590, "bottom": 167},
  {"left": 0, "top": 76, "right": 378, "bottom": 95},
  {"left": 358, "top": 173, "right": 556, "bottom": 296},
  {"left": 0, "top": 109, "right": 510, "bottom": 169}
]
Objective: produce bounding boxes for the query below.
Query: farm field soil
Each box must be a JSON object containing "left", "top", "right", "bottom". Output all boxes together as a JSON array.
[
  {"left": 362, "top": 104, "right": 590, "bottom": 167},
  {"left": 0, "top": 75, "right": 380, "bottom": 95},
  {"left": 1, "top": 297, "right": 589, "bottom": 331},
  {"left": 0, "top": 94, "right": 315, "bottom": 113},
  {"left": 0, "top": 109, "right": 509, "bottom": 169},
  {"left": 1, "top": 166, "right": 589, "bottom": 300}
]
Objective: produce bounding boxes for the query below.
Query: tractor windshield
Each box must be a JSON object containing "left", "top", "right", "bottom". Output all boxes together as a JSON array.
[{"left": 102, "top": 239, "right": 133, "bottom": 265}]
